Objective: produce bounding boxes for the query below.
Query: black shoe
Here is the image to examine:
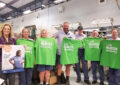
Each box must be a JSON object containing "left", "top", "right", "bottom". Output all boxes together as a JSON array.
[
  {"left": 92, "top": 80, "right": 97, "bottom": 84},
  {"left": 100, "top": 82, "right": 104, "bottom": 85},
  {"left": 65, "top": 80, "right": 70, "bottom": 85},
  {"left": 65, "top": 76, "right": 70, "bottom": 85},
  {"left": 56, "top": 76, "right": 61, "bottom": 85},
  {"left": 76, "top": 79, "right": 81, "bottom": 83},
  {"left": 84, "top": 80, "right": 91, "bottom": 84},
  {"left": 39, "top": 84, "right": 43, "bottom": 85}
]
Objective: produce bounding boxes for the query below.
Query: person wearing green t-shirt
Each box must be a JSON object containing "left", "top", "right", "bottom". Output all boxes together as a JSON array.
[
  {"left": 89, "top": 30, "right": 104, "bottom": 85},
  {"left": 17, "top": 28, "right": 35, "bottom": 85},
  {"left": 36, "top": 29, "right": 58, "bottom": 85},
  {"left": 54, "top": 22, "right": 75, "bottom": 85},
  {"left": 108, "top": 28, "right": 120, "bottom": 85}
]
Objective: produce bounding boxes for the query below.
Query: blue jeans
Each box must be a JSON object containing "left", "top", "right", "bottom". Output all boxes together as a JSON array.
[
  {"left": 91, "top": 61, "right": 104, "bottom": 82},
  {"left": 19, "top": 68, "right": 33, "bottom": 85},
  {"left": 109, "top": 68, "right": 120, "bottom": 85},
  {"left": 75, "top": 48, "right": 89, "bottom": 80}
]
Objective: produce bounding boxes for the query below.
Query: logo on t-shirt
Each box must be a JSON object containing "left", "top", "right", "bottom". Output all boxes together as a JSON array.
[
  {"left": 64, "top": 43, "right": 74, "bottom": 51},
  {"left": 106, "top": 44, "right": 118, "bottom": 54},
  {"left": 88, "top": 41, "right": 99, "bottom": 48},
  {"left": 26, "top": 47, "right": 32, "bottom": 53},
  {"left": 40, "top": 40, "right": 52, "bottom": 48}
]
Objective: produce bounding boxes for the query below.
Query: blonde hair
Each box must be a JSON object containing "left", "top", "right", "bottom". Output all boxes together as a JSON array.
[
  {"left": 22, "top": 28, "right": 30, "bottom": 38},
  {"left": 40, "top": 29, "right": 47, "bottom": 37},
  {"left": 111, "top": 28, "right": 118, "bottom": 33},
  {"left": 0, "top": 23, "right": 13, "bottom": 38}
]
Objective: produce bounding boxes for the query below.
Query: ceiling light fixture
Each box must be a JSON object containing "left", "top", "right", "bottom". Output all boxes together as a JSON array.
[
  {"left": 41, "top": 4, "right": 46, "bottom": 8},
  {"left": 0, "top": 2, "right": 6, "bottom": 8},
  {"left": 23, "top": 10, "right": 32, "bottom": 14},
  {"left": 54, "top": 0, "right": 67, "bottom": 4}
]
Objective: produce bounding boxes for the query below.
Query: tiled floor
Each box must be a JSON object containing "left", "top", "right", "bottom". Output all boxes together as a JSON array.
[
  {"left": 57, "top": 66, "right": 108, "bottom": 85},
  {"left": 1, "top": 66, "right": 108, "bottom": 85}
]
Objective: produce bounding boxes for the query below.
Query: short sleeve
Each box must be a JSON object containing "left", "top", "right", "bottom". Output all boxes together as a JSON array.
[
  {"left": 35, "top": 38, "right": 38, "bottom": 48},
  {"left": 12, "top": 38, "right": 16, "bottom": 45},
  {"left": 54, "top": 32, "right": 59, "bottom": 39},
  {"left": 71, "top": 34, "right": 75, "bottom": 39},
  {"left": 10, "top": 56, "right": 15, "bottom": 60},
  {"left": 55, "top": 39, "right": 58, "bottom": 50},
  {"left": 0, "top": 38, "right": 2, "bottom": 44}
]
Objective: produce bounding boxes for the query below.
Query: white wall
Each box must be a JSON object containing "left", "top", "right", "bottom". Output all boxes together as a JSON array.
[{"left": 3, "top": 0, "right": 120, "bottom": 34}]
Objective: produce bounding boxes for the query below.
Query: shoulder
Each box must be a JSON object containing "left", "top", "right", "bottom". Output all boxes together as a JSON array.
[
  {"left": 11, "top": 38, "right": 16, "bottom": 44},
  {"left": 0, "top": 37, "right": 2, "bottom": 43},
  {"left": 117, "top": 38, "right": 120, "bottom": 40}
]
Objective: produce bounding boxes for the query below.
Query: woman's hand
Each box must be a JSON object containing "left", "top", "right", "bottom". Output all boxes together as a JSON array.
[
  {"left": 0, "top": 45, "right": 4, "bottom": 48},
  {"left": 23, "top": 45, "right": 27, "bottom": 50}
]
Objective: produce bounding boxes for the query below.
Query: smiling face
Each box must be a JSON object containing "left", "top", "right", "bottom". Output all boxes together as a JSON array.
[
  {"left": 63, "top": 22, "right": 69, "bottom": 34},
  {"left": 112, "top": 29, "right": 118, "bottom": 40},
  {"left": 78, "top": 29, "right": 83, "bottom": 35},
  {"left": 22, "top": 29, "right": 30, "bottom": 39},
  {"left": 41, "top": 30, "right": 47, "bottom": 38},
  {"left": 16, "top": 50, "right": 22, "bottom": 57},
  {"left": 2, "top": 25, "right": 11, "bottom": 37},
  {"left": 92, "top": 30, "right": 98, "bottom": 38}
]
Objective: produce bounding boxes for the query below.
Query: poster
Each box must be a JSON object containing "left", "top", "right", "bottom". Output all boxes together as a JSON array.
[{"left": 2, "top": 45, "right": 25, "bottom": 73}]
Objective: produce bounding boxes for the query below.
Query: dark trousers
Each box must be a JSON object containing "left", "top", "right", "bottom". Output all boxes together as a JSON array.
[
  {"left": 19, "top": 68, "right": 33, "bottom": 85},
  {"left": 91, "top": 61, "right": 104, "bottom": 82},
  {"left": 109, "top": 68, "right": 120, "bottom": 85},
  {"left": 75, "top": 48, "right": 89, "bottom": 80},
  {"left": 0, "top": 73, "right": 15, "bottom": 85},
  {"left": 0, "top": 62, "right": 15, "bottom": 85}
]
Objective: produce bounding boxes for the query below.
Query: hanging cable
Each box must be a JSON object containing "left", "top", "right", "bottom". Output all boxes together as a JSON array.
[{"left": 116, "top": 0, "right": 120, "bottom": 10}]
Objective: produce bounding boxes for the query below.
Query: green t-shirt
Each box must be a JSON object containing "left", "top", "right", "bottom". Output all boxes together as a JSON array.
[
  {"left": 16, "top": 38, "right": 35, "bottom": 68},
  {"left": 100, "top": 40, "right": 120, "bottom": 69},
  {"left": 35, "top": 37, "right": 58, "bottom": 65},
  {"left": 60, "top": 38, "right": 83, "bottom": 65},
  {"left": 83, "top": 38, "right": 102, "bottom": 61}
]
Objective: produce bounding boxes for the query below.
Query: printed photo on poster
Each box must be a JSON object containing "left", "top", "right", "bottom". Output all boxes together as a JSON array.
[{"left": 2, "top": 45, "right": 25, "bottom": 73}]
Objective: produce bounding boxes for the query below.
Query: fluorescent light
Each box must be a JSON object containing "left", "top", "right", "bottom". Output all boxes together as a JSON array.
[
  {"left": 0, "top": 2, "right": 6, "bottom": 8},
  {"left": 7, "top": 16, "right": 12, "bottom": 19},
  {"left": 54, "top": 0, "right": 67, "bottom": 4},
  {"left": 41, "top": 4, "right": 46, "bottom": 8},
  {"left": 23, "top": 10, "right": 32, "bottom": 14}
]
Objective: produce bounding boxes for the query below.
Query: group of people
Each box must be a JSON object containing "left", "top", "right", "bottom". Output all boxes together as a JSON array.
[{"left": 0, "top": 22, "right": 120, "bottom": 85}]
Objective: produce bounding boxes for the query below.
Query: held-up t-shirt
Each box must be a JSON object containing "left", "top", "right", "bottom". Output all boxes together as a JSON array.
[
  {"left": 83, "top": 38, "right": 103, "bottom": 61},
  {"left": 60, "top": 37, "right": 83, "bottom": 65},
  {"left": 35, "top": 37, "right": 58, "bottom": 65},
  {"left": 17, "top": 38, "right": 35, "bottom": 68},
  {"left": 100, "top": 40, "right": 120, "bottom": 69}
]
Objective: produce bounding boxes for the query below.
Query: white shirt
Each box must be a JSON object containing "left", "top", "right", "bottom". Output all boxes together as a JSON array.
[
  {"left": 110, "top": 37, "right": 120, "bottom": 40},
  {"left": 75, "top": 33, "right": 86, "bottom": 40},
  {"left": 54, "top": 30, "right": 75, "bottom": 55}
]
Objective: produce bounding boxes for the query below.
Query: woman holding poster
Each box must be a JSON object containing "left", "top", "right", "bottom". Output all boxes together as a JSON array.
[
  {"left": 35, "top": 29, "right": 58, "bottom": 85},
  {"left": 17, "top": 28, "right": 35, "bottom": 85},
  {"left": 0, "top": 23, "right": 16, "bottom": 85}
]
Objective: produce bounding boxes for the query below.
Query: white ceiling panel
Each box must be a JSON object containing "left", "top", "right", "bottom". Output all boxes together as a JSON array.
[
  {"left": 12, "top": 0, "right": 34, "bottom": 8},
  {"left": 0, "top": 0, "right": 13, "bottom": 4},
  {"left": 0, "top": 7, "right": 12, "bottom": 15}
]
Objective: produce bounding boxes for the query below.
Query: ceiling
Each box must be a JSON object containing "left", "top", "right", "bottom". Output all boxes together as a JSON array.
[{"left": 0, "top": 0, "right": 69, "bottom": 22}]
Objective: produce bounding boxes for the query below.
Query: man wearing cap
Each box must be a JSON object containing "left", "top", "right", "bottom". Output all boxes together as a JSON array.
[
  {"left": 54, "top": 22, "right": 75, "bottom": 85},
  {"left": 75, "top": 26, "right": 90, "bottom": 84}
]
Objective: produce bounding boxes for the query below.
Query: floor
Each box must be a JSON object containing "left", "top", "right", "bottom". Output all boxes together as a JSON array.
[{"left": 1, "top": 66, "right": 108, "bottom": 85}]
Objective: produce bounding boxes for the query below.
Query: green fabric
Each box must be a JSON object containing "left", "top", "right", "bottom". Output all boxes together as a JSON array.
[
  {"left": 83, "top": 38, "right": 103, "bottom": 61},
  {"left": 60, "top": 38, "right": 83, "bottom": 65},
  {"left": 35, "top": 37, "right": 58, "bottom": 65},
  {"left": 16, "top": 38, "right": 35, "bottom": 68},
  {"left": 100, "top": 40, "right": 120, "bottom": 69}
]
